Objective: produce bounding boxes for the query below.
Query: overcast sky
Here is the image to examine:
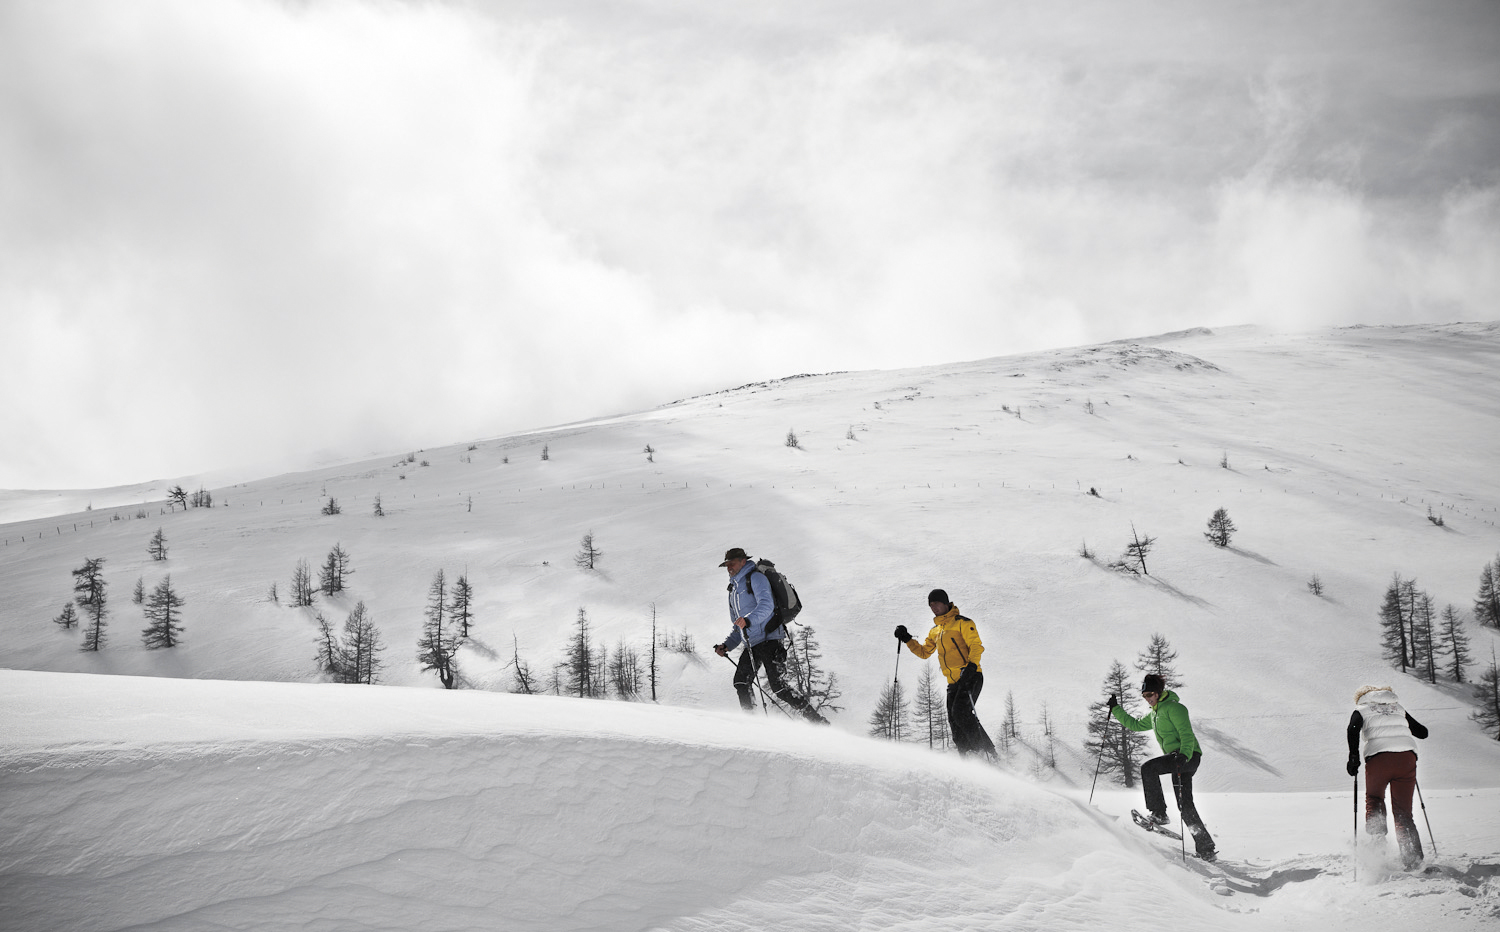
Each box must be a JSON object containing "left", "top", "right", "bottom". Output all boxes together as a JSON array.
[{"left": 2, "top": 0, "right": 1497, "bottom": 490}]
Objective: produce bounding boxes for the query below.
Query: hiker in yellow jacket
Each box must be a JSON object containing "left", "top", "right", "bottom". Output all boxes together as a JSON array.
[{"left": 895, "top": 589, "right": 998, "bottom": 759}]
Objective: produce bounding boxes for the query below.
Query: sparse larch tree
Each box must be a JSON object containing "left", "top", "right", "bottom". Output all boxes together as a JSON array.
[
  {"left": 321, "top": 497, "right": 341, "bottom": 516},
  {"left": 319, "top": 543, "right": 353, "bottom": 595},
  {"left": 868, "top": 677, "right": 910, "bottom": 741},
  {"left": 1472, "top": 648, "right": 1500, "bottom": 740},
  {"left": 1112, "top": 524, "right": 1156, "bottom": 576},
  {"left": 291, "top": 559, "right": 317, "bottom": 608},
  {"left": 448, "top": 573, "right": 474, "bottom": 638},
  {"left": 508, "top": 635, "right": 537, "bottom": 695},
  {"left": 190, "top": 487, "right": 213, "bottom": 508},
  {"left": 999, "top": 690, "right": 1020, "bottom": 754},
  {"left": 341, "top": 601, "right": 384, "bottom": 685},
  {"left": 608, "top": 638, "right": 643, "bottom": 700},
  {"left": 575, "top": 532, "right": 603, "bottom": 571},
  {"left": 132, "top": 577, "right": 145, "bottom": 605},
  {"left": 1038, "top": 702, "right": 1057, "bottom": 769},
  {"left": 785, "top": 428, "right": 800, "bottom": 449},
  {"left": 1475, "top": 554, "right": 1500, "bottom": 629},
  {"left": 541, "top": 444, "right": 549, "bottom": 461},
  {"left": 1439, "top": 604, "right": 1473, "bottom": 683},
  {"left": 314, "top": 612, "right": 343, "bottom": 679},
  {"left": 1204, "top": 508, "right": 1236, "bottom": 548},
  {"left": 372, "top": 494, "right": 385, "bottom": 517},
  {"left": 141, "top": 575, "right": 185, "bottom": 649},
  {"left": 1085, "top": 660, "right": 1149, "bottom": 787},
  {"left": 148, "top": 527, "right": 168, "bottom": 561},
  {"left": 72, "top": 557, "right": 109, "bottom": 651},
  {"left": 53, "top": 603, "right": 79, "bottom": 630},
  {"left": 1308, "top": 575, "right": 1325, "bottom": 596},
  {"left": 1378, "top": 574, "right": 1414, "bottom": 673},
  {"left": 1134, "top": 633, "right": 1183, "bottom": 689},
  {"left": 782, "top": 623, "right": 844, "bottom": 715},
  {"left": 1412, "top": 592, "right": 1439, "bottom": 684},
  {"left": 167, "top": 485, "right": 188, "bottom": 510},
  {"left": 417, "top": 569, "right": 460, "bottom": 689},
  {"left": 647, "top": 603, "right": 660, "bottom": 702},
  {"left": 911, "top": 665, "right": 949, "bottom": 750},
  {"left": 564, "top": 607, "right": 604, "bottom": 698}
]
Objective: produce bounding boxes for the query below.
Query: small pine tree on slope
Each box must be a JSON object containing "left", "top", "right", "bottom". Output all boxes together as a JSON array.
[{"left": 1085, "top": 660, "right": 1148, "bottom": 787}]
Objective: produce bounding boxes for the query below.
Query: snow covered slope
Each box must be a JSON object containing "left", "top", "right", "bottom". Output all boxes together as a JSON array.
[
  {"left": 4, "top": 324, "right": 1498, "bottom": 792},
  {"left": 3, "top": 323, "right": 1500, "bottom": 930},
  {"left": 2, "top": 670, "right": 1496, "bottom": 932}
]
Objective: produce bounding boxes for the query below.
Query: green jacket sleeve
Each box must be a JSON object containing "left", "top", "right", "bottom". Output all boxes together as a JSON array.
[{"left": 1110, "top": 706, "right": 1152, "bottom": 733}]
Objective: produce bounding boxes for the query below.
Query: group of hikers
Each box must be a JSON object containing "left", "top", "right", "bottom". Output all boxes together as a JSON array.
[{"left": 710, "top": 548, "right": 1433, "bottom": 870}]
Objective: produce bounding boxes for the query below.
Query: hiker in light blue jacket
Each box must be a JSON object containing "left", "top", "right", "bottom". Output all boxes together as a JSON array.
[{"left": 712, "top": 547, "right": 825, "bottom": 723}]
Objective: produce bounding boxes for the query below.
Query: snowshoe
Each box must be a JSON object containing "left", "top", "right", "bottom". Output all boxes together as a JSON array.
[{"left": 1131, "top": 809, "right": 1182, "bottom": 840}]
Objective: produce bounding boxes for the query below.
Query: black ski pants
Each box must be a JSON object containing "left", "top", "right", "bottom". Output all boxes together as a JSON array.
[
  {"left": 734, "top": 639, "right": 817, "bottom": 719},
  {"left": 1142, "top": 751, "right": 1215, "bottom": 856},
  {"left": 946, "top": 670, "right": 997, "bottom": 757}
]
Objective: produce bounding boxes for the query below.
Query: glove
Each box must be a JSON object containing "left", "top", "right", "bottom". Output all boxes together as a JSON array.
[
  {"left": 1167, "top": 751, "right": 1187, "bottom": 771},
  {"left": 713, "top": 643, "right": 728, "bottom": 658},
  {"left": 1107, "top": 694, "right": 1119, "bottom": 711},
  {"left": 956, "top": 662, "right": 978, "bottom": 688},
  {"left": 894, "top": 625, "right": 912, "bottom": 643},
  {"left": 1346, "top": 758, "right": 1359, "bottom": 777}
]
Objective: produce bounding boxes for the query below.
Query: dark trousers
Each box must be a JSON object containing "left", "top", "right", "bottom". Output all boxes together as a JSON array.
[
  {"left": 946, "top": 671, "right": 996, "bottom": 757},
  {"left": 734, "top": 640, "right": 818, "bottom": 719},
  {"left": 1142, "top": 751, "right": 1216, "bottom": 856},
  {"left": 1365, "top": 750, "right": 1423, "bottom": 867}
]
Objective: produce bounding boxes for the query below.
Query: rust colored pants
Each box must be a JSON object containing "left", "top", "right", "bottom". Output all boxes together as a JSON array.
[{"left": 1364, "top": 750, "right": 1423, "bottom": 867}]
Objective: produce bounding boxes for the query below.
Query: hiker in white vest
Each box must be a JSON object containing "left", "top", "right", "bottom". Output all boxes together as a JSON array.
[{"left": 1346, "top": 685, "right": 1429, "bottom": 869}]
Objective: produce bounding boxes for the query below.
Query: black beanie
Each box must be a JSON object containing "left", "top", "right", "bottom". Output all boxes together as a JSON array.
[
  {"left": 927, "top": 589, "right": 950, "bottom": 605},
  {"left": 1141, "top": 673, "right": 1166, "bottom": 694}
]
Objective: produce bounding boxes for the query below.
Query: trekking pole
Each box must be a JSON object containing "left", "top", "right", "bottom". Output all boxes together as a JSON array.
[
  {"left": 1414, "top": 777, "right": 1438, "bottom": 857},
  {"left": 1352, "top": 774, "right": 1359, "bottom": 883},
  {"left": 1171, "top": 767, "right": 1186, "bottom": 863},
  {"left": 720, "top": 650, "right": 791, "bottom": 718},
  {"left": 1088, "top": 708, "right": 1110, "bottom": 806}
]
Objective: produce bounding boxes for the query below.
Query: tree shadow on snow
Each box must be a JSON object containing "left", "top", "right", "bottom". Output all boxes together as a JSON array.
[
  {"left": 1144, "top": 576, "right": 1213, "bottom": 609},
  {"left": 1228, "top": 546, "right": 1278, "bottom": 567},
  {"left": 1195, "top": 723, "right": 1283, "bottom": 777}
]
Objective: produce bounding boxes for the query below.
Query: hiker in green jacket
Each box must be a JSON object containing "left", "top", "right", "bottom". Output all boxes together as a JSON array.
[{"left": 1109, "top": 673, "right": 1218, "bottom": 861}]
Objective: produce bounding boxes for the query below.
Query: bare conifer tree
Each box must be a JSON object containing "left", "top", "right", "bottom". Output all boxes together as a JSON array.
[
  {"left": 1203, "top": 508, "right": 1236, "bottom": 548},
  {"left": 372, "top": 494, "right": 385, "bottom": 517},
  {"left": 314, "top": 612, "right": 343, "bottom": 679},
  {"left": 868, "top": 677, "right": 910, "bottom": 741},
  {"left": 448, "top": 573, "right": 474, "bottom": 638},
  {"left": 1472, "top": 647, "right": 1500, "bottom": 740},
  {"left": 53, "top": 603, "right": 79, "bottom": 630},
  {"left": 1112, "top": 524, "right": 1156, "bottom": 575},
  {"left": 1084, "top": 660, "right": 1148, "bottom": 787},
  {"left": 566, "top": 607, "right": 599, "bottom": 698},
  {"left": 912, "top": 665, "right": 948, "bottom": 749},
  {"left": 319, "top": 543, "right": 353, "bottom": 595},
  {"left": 132, "top": 577, "right": 145, "bottom": 605},
  {"left": 1440, "top": 604, "right": 1473, "bottom": 683},
  {"left": 72, "top": 557, "right": 108, "bottom": 651},
  {"left": 575, "top": 531, "right": 603, "bottom": 571},
  {"left": 148, "top": 527, "right": 168, "bottom": 561},
  {"left": 291, "top": 560, "right": 316, "bottom": 607},
  {"left": 508, "top": 635, "right": 537, "bottom": 695},
  {"left": 417, "top": 569, "right": 459, "bottom": 689},
  {"left": 1475, "top": 554, "right": 1500, "bottom": 629},
  {"left": 341, "top": 601, "right": 384, "bottom": 685},
  {"left": 1134, "top": 633, "right": 1183, "bottom": 689},
  {"left": 141, "top": 575, "right": 185, "bottom": 649}
]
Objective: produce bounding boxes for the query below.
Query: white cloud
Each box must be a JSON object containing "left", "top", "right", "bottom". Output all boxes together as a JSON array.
[{"left": 1, "top": 0, "right": 1496, "bottom": 487}]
